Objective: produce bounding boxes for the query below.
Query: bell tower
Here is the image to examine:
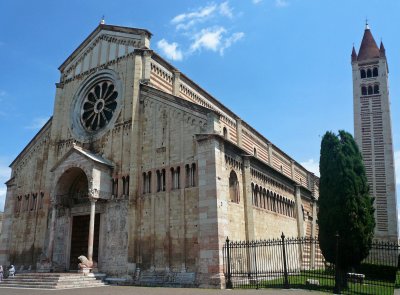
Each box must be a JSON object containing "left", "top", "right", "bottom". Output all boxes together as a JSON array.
[{"left": 352, "top": 23, "right": 398, "bottom": 241}]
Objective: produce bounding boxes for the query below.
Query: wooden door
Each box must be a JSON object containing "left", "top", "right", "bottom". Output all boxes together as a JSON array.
[{"left": 69, "top": 214, "right": 100, "bottom": 270}]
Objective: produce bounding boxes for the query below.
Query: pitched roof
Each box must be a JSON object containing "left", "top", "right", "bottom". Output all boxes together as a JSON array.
[
  {"left": 50, "top": 144, "right": 114, "bottom": 172},
  {"left": 357, "top": 28, "right": 380, "bottom": 61}
]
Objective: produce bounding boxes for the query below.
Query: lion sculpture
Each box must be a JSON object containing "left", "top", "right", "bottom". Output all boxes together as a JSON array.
[{"left": 78, "top": 255, "right": 97, "bottom": 269}]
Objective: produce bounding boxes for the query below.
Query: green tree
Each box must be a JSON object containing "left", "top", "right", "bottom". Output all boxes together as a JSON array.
[{"left": 318, "top": 130, "right": 375, "bottom": 271}]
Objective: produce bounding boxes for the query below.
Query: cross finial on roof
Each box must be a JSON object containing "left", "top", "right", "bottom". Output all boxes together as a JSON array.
[
  {"left": 365, "top": 18, "right": 369, "bottom": 30},
  {"left": 100, "top": 15, "right": 105, "bottom": 25}
]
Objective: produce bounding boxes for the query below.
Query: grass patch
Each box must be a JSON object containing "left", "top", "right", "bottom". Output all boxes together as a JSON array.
[{"left": 233, "top": 270, "right": 395, "bottom": 295}]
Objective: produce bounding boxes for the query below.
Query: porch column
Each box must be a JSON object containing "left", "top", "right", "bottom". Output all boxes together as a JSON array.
[
  {"left": 87, "top": 197, "right": 97, "bottom": 262},
  {"left": 47, "top": 199, "right": 57, "bottom": 261}
]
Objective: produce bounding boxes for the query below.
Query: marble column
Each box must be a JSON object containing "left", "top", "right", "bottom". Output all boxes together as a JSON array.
[
  {"left": 87, "top": 197, "right": 97, "bottom": 262},
  {"left": 294, "top": 185, "right": 304, "bottom": 238},
  {"left": 294, "top": 185, "right": 305, "bottom": 266},
  {"left": 47, "top": 199, "right": 57, "bottom": 261}
]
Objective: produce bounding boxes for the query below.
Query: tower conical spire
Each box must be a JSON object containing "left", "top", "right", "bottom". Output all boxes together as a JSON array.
[
  {"left": 351, "top": 45, "right": 358, "bottom": 62},
  {"left": 357, "top": 24, "right": 380, "bottom": 61},
  {"left": 380, "top": 40, "right": 386, "bottom": 58}
]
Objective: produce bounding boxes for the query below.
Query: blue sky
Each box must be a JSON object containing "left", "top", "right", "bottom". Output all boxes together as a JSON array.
[{"left": 0, "top": 0, "right": 399, "bottom": 219}]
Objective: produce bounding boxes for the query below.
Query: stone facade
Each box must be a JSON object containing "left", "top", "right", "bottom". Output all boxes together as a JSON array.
[
  {"left": 351, "top": 25, "right": 398, "bottom": 241},
  {"left": 0, "top": 212, "right": 3, "bottom": 236},
  {"left": 0, "top": 24, "right": 318, "bottom": 287}
]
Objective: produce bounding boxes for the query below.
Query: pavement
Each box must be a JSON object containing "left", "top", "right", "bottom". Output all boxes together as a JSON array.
[{"left": 0, "top": 286, "right": 329, "bottom": 295}]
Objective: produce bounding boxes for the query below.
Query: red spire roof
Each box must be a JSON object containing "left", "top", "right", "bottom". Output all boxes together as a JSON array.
[
  {"left": 380, "top": 41, "right": 386, "bottom": 58},
  {"left": 357, "top": 27, "right": 380, "bottom": 61},
  {"left": 351, "top": 45, "right": 358, "bottom": 62}
]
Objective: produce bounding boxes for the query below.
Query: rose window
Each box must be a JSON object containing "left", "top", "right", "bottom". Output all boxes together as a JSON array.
[{"left": 81, "top": 80, "right": 118, "bottom": 131}]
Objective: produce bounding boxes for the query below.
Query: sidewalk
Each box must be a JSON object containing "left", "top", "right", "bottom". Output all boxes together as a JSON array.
[{"left": 0, "top": 286, "right": 329, "bottom": 295}]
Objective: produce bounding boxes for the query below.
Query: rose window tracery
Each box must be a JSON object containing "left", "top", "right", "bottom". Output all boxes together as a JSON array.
[{"left": 81, "top": 81, "right": 118, "bottom": 131}]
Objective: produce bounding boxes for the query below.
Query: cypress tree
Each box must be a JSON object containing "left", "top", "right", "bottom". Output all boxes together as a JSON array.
[{"left": 318, "top": 130, "right": 375, "bottom": 271}]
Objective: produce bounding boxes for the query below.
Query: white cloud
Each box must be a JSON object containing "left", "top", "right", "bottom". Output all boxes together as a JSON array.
[
  {"left": 220, "top": 32, "right": 245, "bottom": 55},
  {"left": 157, "top": 39, "right": 183, "bottom": 61},
  {"left": 171, "top": 2, "right": 236, "bottom": 31},
  {"left": 395, "top": 150, "right": 400, "bottom": 185},
  {"left": 172, "top": 4, "right": 217, "bottom": 30},
  {"left": 252, "top": 0, "right": 263, "bottom": 4},
  {"left": 219, "top": 2, "right": 233, "bottom": 19},
  {"left": 165, "top": 3, "right": 243, "bottom": 59},
  {"left": 189, "top": 27, "right": 244, "bottom": 56},
  {"left": 0, "top": 187, "right": 6, "bottom": 212},
  {"left": 300, "top": 158, "right": 320, "bottom": 177},
  {"left": 0, "top": 162, "right": 11, "bottom": 212},
  {"left": 190, "top": 27, "right": 226, "bottom": 53},
  {"left": 275, "top": 0, "right": 289, "bottom": 7},
  {"left": 25, "top": 117, "right": 49, "bottom": 130}
]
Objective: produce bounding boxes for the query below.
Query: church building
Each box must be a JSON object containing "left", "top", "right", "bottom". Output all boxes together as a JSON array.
[{"left": 0, "top": 23, "right": 318, "bottom": 287}]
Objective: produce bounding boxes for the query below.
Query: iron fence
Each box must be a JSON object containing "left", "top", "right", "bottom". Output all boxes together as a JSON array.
[{"left": 223, "top": 233, "right": 399, "bottom": 295}]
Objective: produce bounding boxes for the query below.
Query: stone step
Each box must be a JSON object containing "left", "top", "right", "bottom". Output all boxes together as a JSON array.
[
  {"left": 0, "top": 283, "right": 105, "bottom": 289},
  {"left": 0, "top": 272, "right": 107, "bottom": 289},
  {"left": 6, "top": 277, "right": 103, "bottom": 282},
  {"left": 2, "top": 279, "right": 104, "bottom": 285}
]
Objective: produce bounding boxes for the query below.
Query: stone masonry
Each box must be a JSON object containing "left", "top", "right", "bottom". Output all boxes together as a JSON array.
[{"left": 0, "top": 23, "right": 319, "bottom": 288}]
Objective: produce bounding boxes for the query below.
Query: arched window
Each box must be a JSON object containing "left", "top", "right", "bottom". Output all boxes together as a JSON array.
[
  {"left": 157, "top": 169, "right": 165, "bottom": 192},
  {"left": 147, "top": 172, "right": 151, "bottom": 193},
  {"left": 15, "top": 196, "right": 22, "bottom": 213},
  {"left": 254, "top": 185, "right": 259, "bottom": 207},
  {"left": 31, "top": 193, "right": 37, "bottom": 211},
  {"left": 367, "top": 68, "right": 372, "bottom": 78},
  {"left": 251, "top": 183, "right": 255, "bottom": 205},
  {"left": 126, "top": 176, "right": 130, "bottom": 195},
  {"left": 360, "top": 69, "right": 366, "bottom": 79},
  {"left": 171, "top": 167, "right": 180, "bottom": 190},
  {"left": 253, "top": 147, "right": 257, "bottom": 157},
  {"left": 112, "top": 178, "right": 118, "bottom": 197},
  {"left": 156, "top": 170, "right": 161, "bottom": 192},
  {"left": 25, "top": 194, "right": 30, "bottom": 211},
  {"left": 229, "top": 171, "right": 240, "bottom": 203},
  {"left": 39, "top": 192, "right": 44, "bottom": 209},
  {"left": 373, "top": 67, "right": 378, "bottom": 77},
  {"left": 143, "top": 172, "right": 151, "bottom": 194},
  {"left": 361, "top": 86, "right": 367, "bottom": 95},
  {"left": 191, "top": 164, "right": 196, "bottom": 187},
  {"left": 185, "top": 163, "right": 196, "bottom": 188},
  {"left": 262, "top": 189, "right": 267, "bottom": 209},
  {"left": 176, "top": 167, "right": 180, "bottom": 189},
  {"left": 223, "top": 127, "right": 228, "bottom": 139},
  {"left": 170, "top": 167, "right": 175, "bottom": 189},
  {"left": 368, "top": 86, "right": 373, "bottom": 95},
  {"left": 374, "top": 84, "right": 380, "bottom": 94},
  {"left": 122, "top": 176, "right": 126, "bottom": 196},
  {"left": 185, "top": 164, "right": 190, "bottom": 187}
]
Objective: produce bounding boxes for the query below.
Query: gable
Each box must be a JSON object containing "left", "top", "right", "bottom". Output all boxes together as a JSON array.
[
  {"left": 60, "top": 24, "right": 152, "bottom": 81},
  {"left": 51, "top": 145, "right": 114, "bottom": 173}
]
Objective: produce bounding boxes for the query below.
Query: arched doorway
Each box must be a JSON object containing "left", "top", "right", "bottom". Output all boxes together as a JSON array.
[{"left": 55, "top": 167, "right": 100, "bottom": 270}]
